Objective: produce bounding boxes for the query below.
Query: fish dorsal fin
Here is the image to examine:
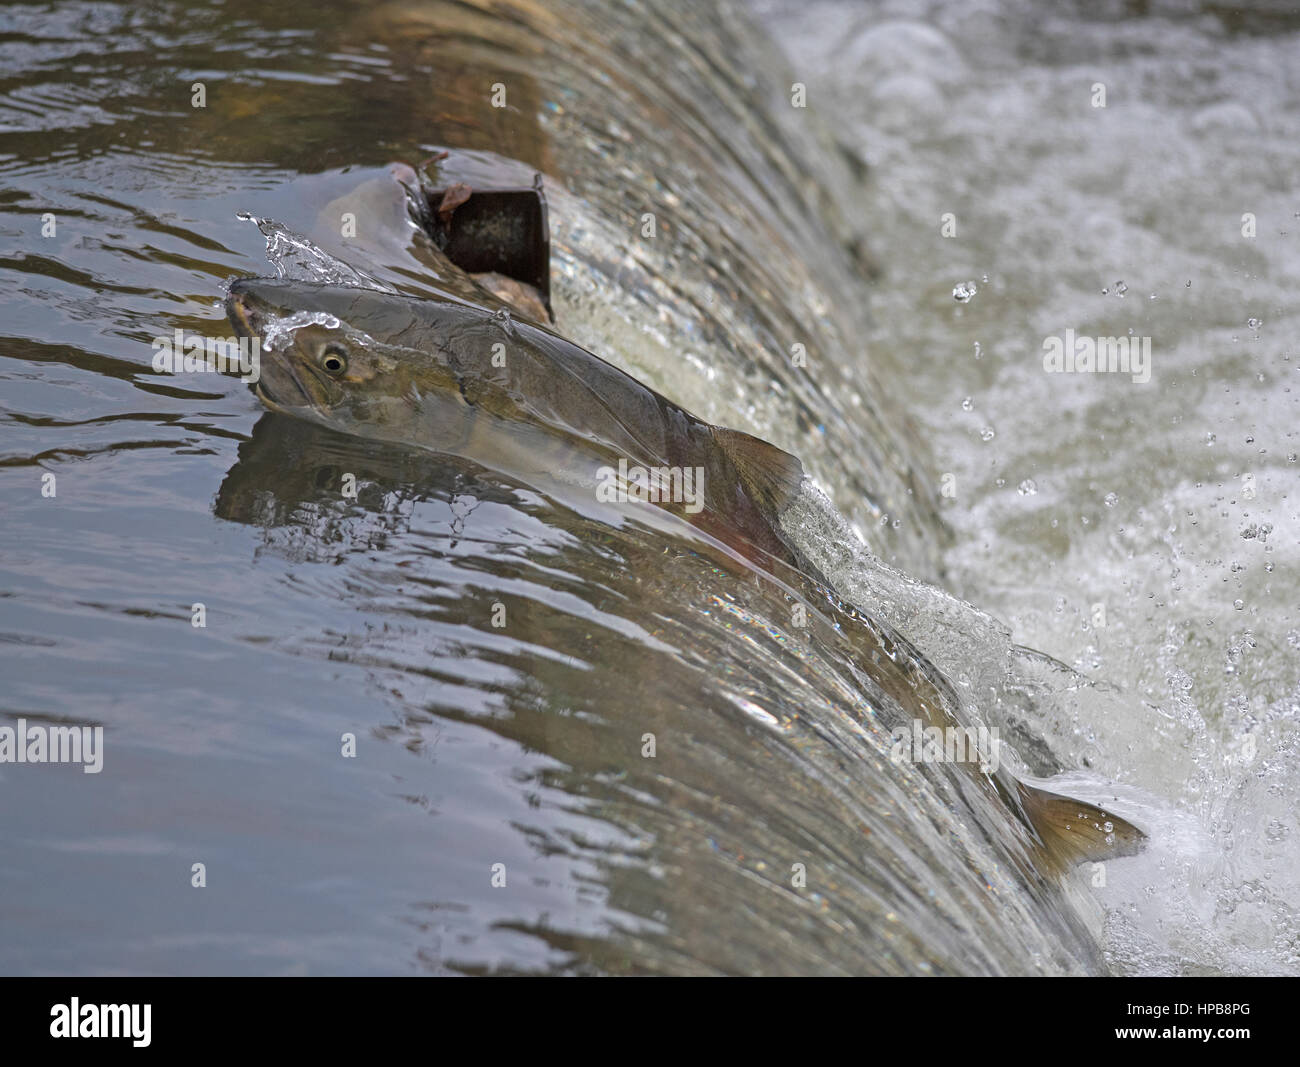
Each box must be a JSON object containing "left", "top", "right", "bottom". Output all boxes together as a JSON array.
[
  {"left": 710, "top": 426, "right": 805, "bottom": 515},
  {"left": 1018, "top": 781, "right": 1145, "bottom": 873}
]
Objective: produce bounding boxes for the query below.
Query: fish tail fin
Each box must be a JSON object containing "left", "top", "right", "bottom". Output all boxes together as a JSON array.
[
  {"left": 710, "top": 426, "right": 805, "bottom": 515},
  {"left": 1018, "top": 780, "right": 1145, "bottom": 872}
]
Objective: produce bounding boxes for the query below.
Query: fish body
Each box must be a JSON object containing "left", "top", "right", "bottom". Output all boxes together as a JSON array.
[
  {"left": 227, "top": 276, "right": 1145, "bottom": 876},
  {"left": 227, "top": 278, "right": 809, "bottom": 573}
]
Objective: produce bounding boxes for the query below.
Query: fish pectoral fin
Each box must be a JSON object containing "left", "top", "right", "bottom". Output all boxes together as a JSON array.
[
  {"left": 1018, "top": 780, "right": 1145, "bottom": 871},
  {"left": 710, "top": 426, "right": 805, "bottom": 515}
]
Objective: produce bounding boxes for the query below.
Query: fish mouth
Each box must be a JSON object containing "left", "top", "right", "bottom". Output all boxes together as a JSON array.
[
  {"left": 225, "top": 288, "right": 259, "bottom": 340},
  {"left": 252, "top": 353, "right": 317, "bottom": 412},
  {"left": 253, "top": 380, "right": 290, "bottom": 414},
  {"left": 227, "top": 285, "right": 319, "bottom": 412},
  {"left": 277, "top": 355, "right": 317, "bottom": 407},
  {"left": 253, "top": 375, "right": 316, "bottom": 416}
]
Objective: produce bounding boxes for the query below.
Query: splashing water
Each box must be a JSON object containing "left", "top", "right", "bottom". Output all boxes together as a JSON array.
[
  {"left": 235, "top": 211, "right": 393, "bottom": 291},
  {"left": 756, "top": 0, "right": 1300, "bottom": 975},
  {"left": 1, "top": 0, "right": 1290, "bottom": 976}
]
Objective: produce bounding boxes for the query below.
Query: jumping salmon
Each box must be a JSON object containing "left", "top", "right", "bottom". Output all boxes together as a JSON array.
[{"left": 226, "top": 276, "right": 1145, "bottom": 874}]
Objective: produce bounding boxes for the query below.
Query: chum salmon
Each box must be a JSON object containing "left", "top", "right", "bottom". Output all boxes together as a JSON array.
[{"left": 226, "top": 274, "right": 1145, "bottom": 877}]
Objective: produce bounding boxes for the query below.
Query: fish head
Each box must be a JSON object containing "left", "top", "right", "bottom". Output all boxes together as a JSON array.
[{"left": 226, "top": 278, "right": 460, "bottom": 434}]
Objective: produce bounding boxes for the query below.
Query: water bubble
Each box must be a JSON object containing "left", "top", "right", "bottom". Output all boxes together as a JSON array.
[
  {"left": 494, "top": 307, "right": 517, "bottom": 336},
  {"left": 1234, "top": 599, "right": 1244, "bottom": 610},
  {"left": 953, "top": 281, "right": 977, "bottom": 303},
  {"left": 973, "top": 341, "right": 982, "bottom": 359},
  {"left": 961, "top": 396, "right": 973, "bottom": 411},
  {"left": 1206, "top": 432, "right": 1216, "bottom": 445},
  {"left": 1248, "top": 317, "right": 1262, "bottom": 330},
  {"left": 1017, "top": 479, "right": 1037, "bottom": 495},
  {"left": 980, "top": 427, "right": 995, "bottom": 442},
  {"left": 1115, "top": 280, "right": 1128, "bottom": 296},
  {"left": 1104, "top": 492, "right": 1118, "bottom": 508}
]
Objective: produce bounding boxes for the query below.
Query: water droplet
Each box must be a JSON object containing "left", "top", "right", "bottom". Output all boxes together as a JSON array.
[
  {"left": 980, "top": 427, "right": 995, "bottom": 442},
  {"left": 973, "top": 341, "right": 982, "bottom": 359},
  {"left": 1206, "top": 432, "right": 1217, "bottom": 445},
  {"left": 953, "top": 281, "right": 977, "bottom": 303},
  {"left": 1104, "top": 492, "right": 1118, "bottom": 508},
  {"left": 1247, "top": 317, "right": 1262, "bottom": 330},
  {"left": 961, "top": 396, "right": 973, "bottom": 411},
  {"left": 1018, "top": 479, "right": 1037, "bottom": 496},
  {"left": 494, "top": 307, "right": 516, "bottom": 336},
  {"left": 1234, "top": 599, "right": 1244, "bottom": 610},
  {"left": 1115, "top": 280, "right": 1128, "bottom": 296}
]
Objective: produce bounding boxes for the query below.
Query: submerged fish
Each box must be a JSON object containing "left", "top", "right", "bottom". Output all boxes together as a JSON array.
[{"left": 226, "top": 276, "right": 1144, "bottom": 876}]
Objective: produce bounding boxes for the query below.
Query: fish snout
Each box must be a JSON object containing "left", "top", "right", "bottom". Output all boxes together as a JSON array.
[{"left": 225, "top": 283, "right": 264, "bottom": 341}]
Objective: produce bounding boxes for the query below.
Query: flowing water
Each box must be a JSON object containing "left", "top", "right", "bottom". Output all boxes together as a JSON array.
[
  {"left": 0, "top": 0, "right": 1293, "bottom": 975},
  {"left": 755, "top": 0, "right": 1300, "bottom": 974}
]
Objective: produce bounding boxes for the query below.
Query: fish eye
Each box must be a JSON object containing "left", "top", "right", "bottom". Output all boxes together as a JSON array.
[{"left": 320, "top": 343, "right": 348, "bottom": 376}]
